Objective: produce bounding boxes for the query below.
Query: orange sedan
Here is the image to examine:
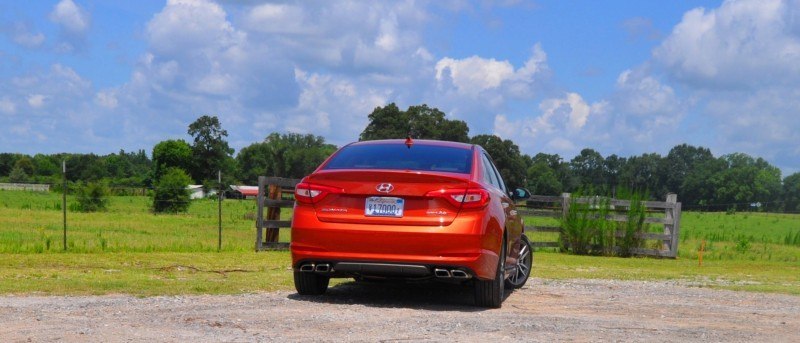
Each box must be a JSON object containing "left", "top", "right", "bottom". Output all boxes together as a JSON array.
[{"left": 291, "top": 139, "right": 532, "bottom": 307}]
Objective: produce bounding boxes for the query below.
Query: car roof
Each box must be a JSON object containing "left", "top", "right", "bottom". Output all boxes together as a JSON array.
[{"left": 347, "top": 139, "right": 475, "bottom": 150}]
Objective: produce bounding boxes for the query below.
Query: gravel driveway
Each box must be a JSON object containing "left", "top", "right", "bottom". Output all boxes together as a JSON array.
[{"left": 2, "top": 278, "right": 798, "bottom": 342}]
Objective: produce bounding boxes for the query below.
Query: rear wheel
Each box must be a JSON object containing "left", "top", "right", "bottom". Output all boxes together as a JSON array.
[
  {"left": 294, "top": 271, "right": 330, "bottom": 295},
  {"left": 474, "top": 238, "right": 505, "bottom": 308},
  {"left": 506, "top": 235, "right": 532, "bottom": 289}
]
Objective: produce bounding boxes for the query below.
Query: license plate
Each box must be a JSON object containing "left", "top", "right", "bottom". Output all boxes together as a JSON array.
[{"left": 365, "top": 197, "right": 404, "bottom": 217}]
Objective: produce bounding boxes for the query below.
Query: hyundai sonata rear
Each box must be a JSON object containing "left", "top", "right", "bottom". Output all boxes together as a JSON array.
[{"left": 290, "top": 139, "right": 532, "bottom": 307}]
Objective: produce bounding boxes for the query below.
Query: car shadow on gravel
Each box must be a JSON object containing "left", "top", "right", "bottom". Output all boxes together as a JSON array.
[{"left": 287, "top": 280, "right": 515, "bottom": 311}]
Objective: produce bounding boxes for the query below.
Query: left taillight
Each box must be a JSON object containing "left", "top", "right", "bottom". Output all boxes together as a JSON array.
[{"left": 294, "top": 182, "right": 341, "bottom": 204}]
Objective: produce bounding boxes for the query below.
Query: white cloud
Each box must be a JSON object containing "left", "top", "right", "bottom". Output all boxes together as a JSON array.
[
  {"left": 94, "top": 90, "right": 118, "bottom": 109},
  {"left": 6, "top": 22, "right": 45, "bottom": 48},
  {"left": 435, "top": 44, "right": 548, "bottom": 96},
  {"left": 614, "top": 68, "right": 679, "bottom": 117},
  {"left": 27, "top": 94, "right": 46, "bottom": 108},
  {"left": 49, "top": 0, "right": 89, "bottom": 34},
  {"left": 654, "top": 0, "right": 800, "bottom": 89},
  {"left": 0, "top": 98, "right": 15, "bottom": 114},
  {"left": 436, "top": 56, "right": 515, "bottom": 94},
  {"left": 491, "top": 92, "right": 606, "bottom": 157},
  {"left": 289, "top": 68, "right": 390, "bottom": 144},
  {"left": 243, "top": 3, "right": 309, "bottom": 34},
  {"left": 646, "top": 0, "right": 800, "bottom": 171},
  {"left": 538, "top": 92, "right": 592, "bottom": 131},
  {"left": 493, "top": 114, "right": 516, "bottom": 139},
  {"left": 49, "top": 0, "right": 90, "bottom": 52},
  {"left": 146, "top": 0, "right": 244, "bottom": 57}
]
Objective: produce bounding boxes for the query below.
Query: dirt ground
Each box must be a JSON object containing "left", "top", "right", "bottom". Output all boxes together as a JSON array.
[{"left": 1, "top": 278, "right": 798, "bottom": 342}]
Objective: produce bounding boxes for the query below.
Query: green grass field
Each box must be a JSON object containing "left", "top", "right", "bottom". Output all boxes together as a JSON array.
[{"left": 0, "top": 190, "right": 798, "bottom": 296}]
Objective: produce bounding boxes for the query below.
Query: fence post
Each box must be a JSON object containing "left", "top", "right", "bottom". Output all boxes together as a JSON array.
[
  {"left": 217, "top": 170, "right": 222, "bottom": 252},
  {"left": 265, "top": 184, "right": 281, "bottom": 243},
  {"left": 256, "top": 176, "right": 265, "bottom": 251},
  {"left": 560, "top": 193, "right": 570, "bottom": 250},
  {"left": 62, "top": 160, "right": 67, "bottom": 251},
  {"left": 664, "top": 193, "right": 678, "bottom": 257}
]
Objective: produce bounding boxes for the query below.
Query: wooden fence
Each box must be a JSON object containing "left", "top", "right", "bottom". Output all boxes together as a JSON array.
[
  {"left": 519, "top": 193, "right": 682, "bottom": 258},
  {"left": 253, "top": 178, "right": 682, "bottom": 258},
  {"left": 255, "top": 176, "right": 300, "bottom": 251}
]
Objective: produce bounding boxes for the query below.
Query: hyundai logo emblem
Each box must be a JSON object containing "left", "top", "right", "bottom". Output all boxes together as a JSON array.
[{"left": 376, "top": 183, "right": 394, "bottom": 193}]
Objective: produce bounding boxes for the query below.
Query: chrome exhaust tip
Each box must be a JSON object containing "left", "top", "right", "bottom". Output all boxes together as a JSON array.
[
  {"left": 299, "top": 264, "right": 315, "bottom": 272},
  {"left": 450, "top": 270, "right": 471, "bottom": 279},
  {"left": 434, "top": 268, "right": 451, "bottom": 278},
  {"left": 315, "top": 263, "right": 330, "bottom": 273}
]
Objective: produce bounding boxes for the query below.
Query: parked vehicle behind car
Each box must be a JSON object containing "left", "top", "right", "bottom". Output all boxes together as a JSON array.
[{"left": 291, "top": 139, "right": 532, "bottom": 307}]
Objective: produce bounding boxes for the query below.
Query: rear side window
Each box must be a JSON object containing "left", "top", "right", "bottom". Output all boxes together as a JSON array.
[{"left": 323, "top": 143, "right": 473, "bottom": 174}]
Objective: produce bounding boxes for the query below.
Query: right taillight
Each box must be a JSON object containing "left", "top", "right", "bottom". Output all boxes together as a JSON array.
[
  {"left": 426, "top": 187, "right": 490, "bottom": 209},
  {"left": 295, "top": 182, "right": 341, "bottom": 204}
]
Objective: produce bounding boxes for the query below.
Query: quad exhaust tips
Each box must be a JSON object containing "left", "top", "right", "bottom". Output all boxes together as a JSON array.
[
  {"left": 434, "top": 268, "right": 471, "bottom": 279},
  {"left": 434, "top": 268, "right": 451, "bottom": 278},
  {"left": 451, "top": 270, "right": 470, "bottom": 279},
  {"left": 299, "top": 263, "right": 332, "bottom": 273}
]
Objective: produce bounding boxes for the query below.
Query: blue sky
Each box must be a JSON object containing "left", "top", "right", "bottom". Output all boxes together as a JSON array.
[{"left": 1, "top": 0, "right": 798, "bottom": 175}]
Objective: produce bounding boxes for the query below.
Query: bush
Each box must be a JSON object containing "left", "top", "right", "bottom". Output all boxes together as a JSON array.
[
  {"left": 560, "top": 190, "right": 648, "bottom": 257},
  {"left": 153, "top": 168, "right": 192, "bottom": 213},
  {"left": 75, "top": 181, "right": 109, "bottom": 212}
]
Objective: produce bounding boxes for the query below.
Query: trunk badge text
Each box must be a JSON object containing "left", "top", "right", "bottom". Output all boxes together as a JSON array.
[{"left": 376, "top": 183, "right": 394, "bottom": 193}]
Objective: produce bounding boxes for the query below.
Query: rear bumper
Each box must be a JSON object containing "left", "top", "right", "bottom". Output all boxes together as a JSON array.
[{"left": 290, "top": 207, "right": 502, "bottom": 280}]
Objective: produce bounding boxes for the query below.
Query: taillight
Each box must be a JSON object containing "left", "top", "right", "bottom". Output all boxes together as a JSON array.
[
  {"left": 426, "top": 187, "right": 490, "bottom": 209},
  {"left": 295, "top": 182, "right": 341, "bottom": 204}
]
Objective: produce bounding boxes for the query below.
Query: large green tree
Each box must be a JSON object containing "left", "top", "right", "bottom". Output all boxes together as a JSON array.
[
  {"left": 783, "top": 172, "right": 800, "bottom": 212},
  {"left": 152, "top": 140, "right": 193, "bottom": 181},
  {"left": 570, "top": 148, "right": 606, "bottom": 191},
  {"left": 661, "top": 144, "right": 715, "bottom": 199},
  {"left": 237, "top": 133, "right": 337, "bottom": 183},
  {"left": 187, "top": 115, "right": 234, "bottom": 184},
  {"left": 712, "top": 153, "right": 782, "bottom": 211},
  {"left": 153, "top": 167, "right": 192, "bottom": 213},
  {"left": 469, "top": 134, "right": 526, "bottom": 190},
  {"left": 619, "top": 153, "right": 663, "bottom": 197},
  {"left": 359, "top": 103, "right": 469, "bottom": 142}
]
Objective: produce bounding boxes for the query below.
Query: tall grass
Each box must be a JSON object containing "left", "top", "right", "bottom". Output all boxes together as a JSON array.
[
  {"left": 560, "top": 190, "right": 649, "bottom": 257},
  {"left": 677, "top": 211, "right": 800, "bottom": 262},
  {"left": 0, "top": 190, "right": 291, "bottom": 253}
]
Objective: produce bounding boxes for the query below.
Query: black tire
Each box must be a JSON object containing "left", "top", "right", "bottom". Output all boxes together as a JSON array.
[
  {"left": 505, "top": 235, "right": 532, "bottom": 289},
  {"left": 474, "top": 238, "right": 505, "bottom": 308},
  {"left": 294, "top": 271, "right": 330, "bottom": 295}
]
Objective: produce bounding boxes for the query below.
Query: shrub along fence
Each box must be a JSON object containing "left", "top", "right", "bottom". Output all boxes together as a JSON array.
[{"left": 519, "top": 193, "right": 682, "bottom": 258}]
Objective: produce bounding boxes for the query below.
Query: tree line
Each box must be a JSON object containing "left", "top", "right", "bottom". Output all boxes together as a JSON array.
[{"left": 1, "top": 104, "right": 799, "bottom": 213}]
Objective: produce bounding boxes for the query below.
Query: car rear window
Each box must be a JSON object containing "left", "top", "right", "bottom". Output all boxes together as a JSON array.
[{"left": 323, "top": 143, "right": 473, "bottom": 174}]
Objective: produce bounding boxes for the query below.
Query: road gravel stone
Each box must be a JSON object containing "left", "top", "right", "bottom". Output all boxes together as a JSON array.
[{"left": 1, "top": 278, "right": 798, "bottom": 342}]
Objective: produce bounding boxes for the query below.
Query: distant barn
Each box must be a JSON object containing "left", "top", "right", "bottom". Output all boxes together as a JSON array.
[{"left": 229, "top": 185, "right": 259, "bottom": 199}]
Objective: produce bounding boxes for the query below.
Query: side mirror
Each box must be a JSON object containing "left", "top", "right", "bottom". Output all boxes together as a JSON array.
[{"left": 510, "top": 188, "right": 531, "bottom": 200}]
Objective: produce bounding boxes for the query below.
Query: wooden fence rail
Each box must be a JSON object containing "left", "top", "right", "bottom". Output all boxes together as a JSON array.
[
  {"left": 255, "top": 176, "right": 300, "bottom": 251},
  {"left": 519, "top": 193, "right": 681, "bottom": 258}
]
